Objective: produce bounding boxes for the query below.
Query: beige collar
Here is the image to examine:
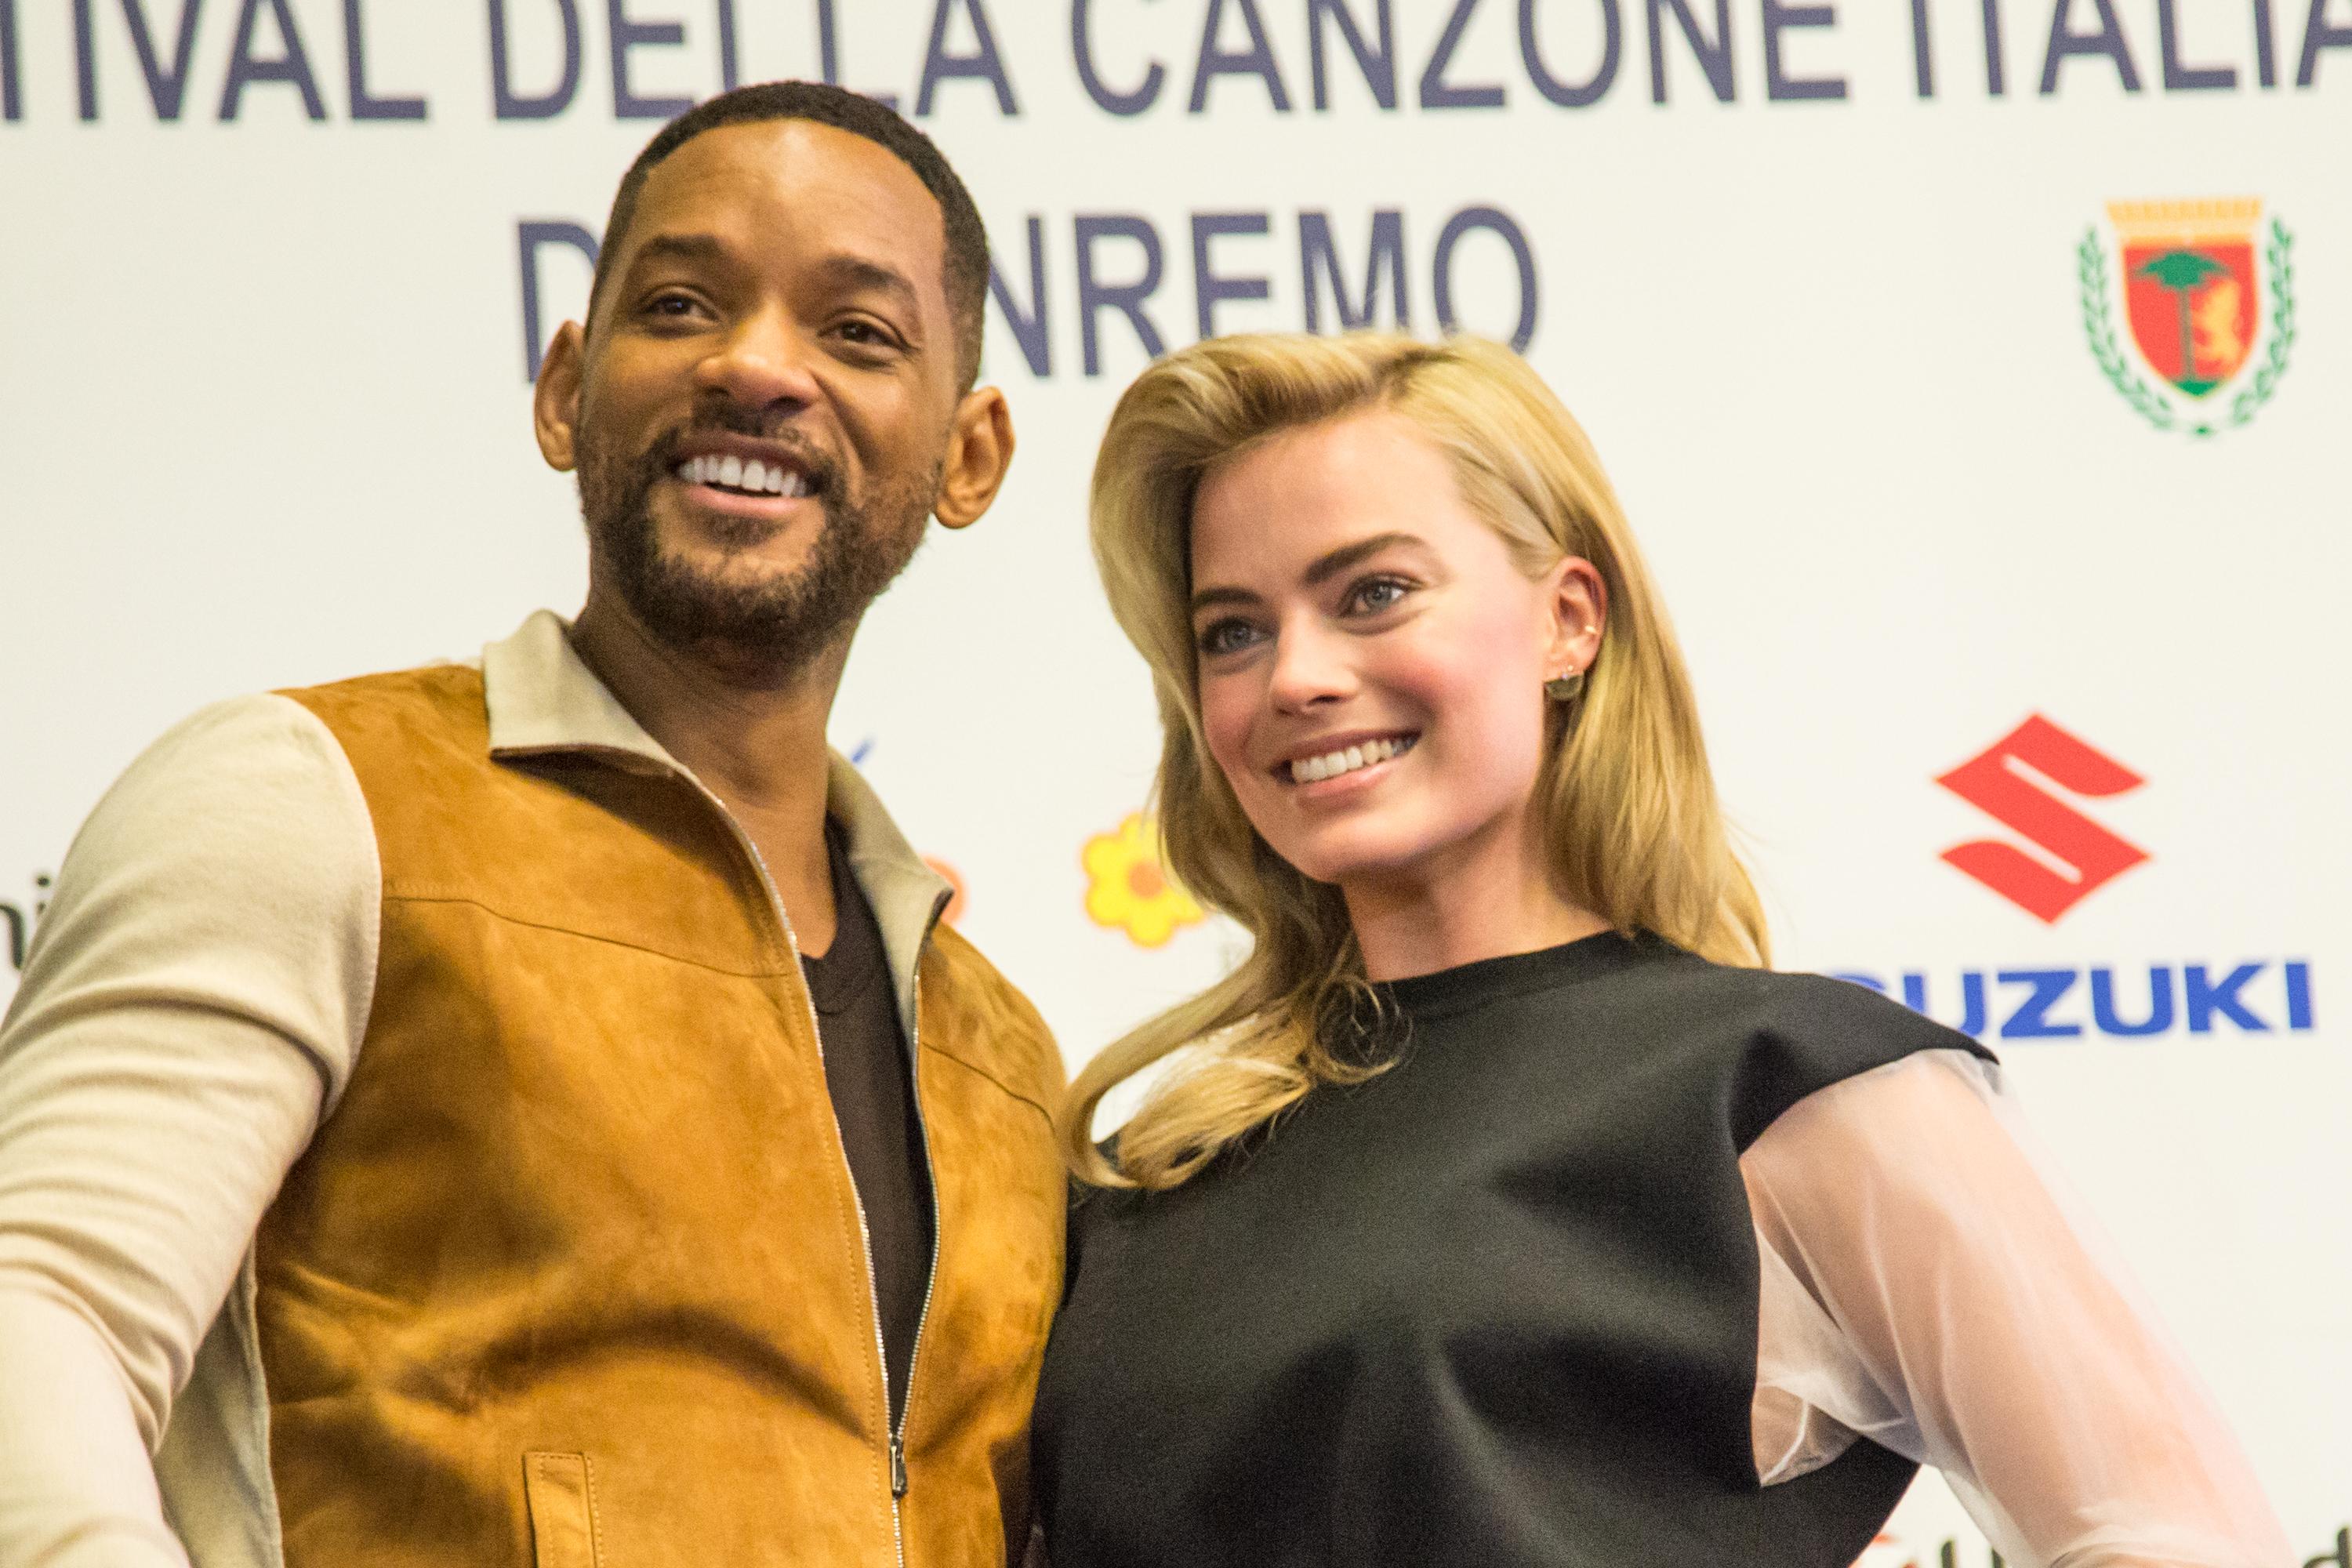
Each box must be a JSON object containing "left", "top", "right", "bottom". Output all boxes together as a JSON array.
[{"left": 481, "top": 610, "right": 952, "bottom": 1000}]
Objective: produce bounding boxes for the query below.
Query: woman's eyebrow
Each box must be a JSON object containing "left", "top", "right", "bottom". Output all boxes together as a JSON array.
[
  {"left": 1301, "top": 532, "right": 1424, "bottom": 586},
  {"left": 1189, "top": 584, "right": 1259, "bottom": 616},
  {"left": 1189, "top": 532, "right": 1427, "bottom": 617}
]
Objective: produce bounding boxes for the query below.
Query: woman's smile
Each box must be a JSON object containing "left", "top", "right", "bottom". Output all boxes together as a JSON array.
[{"left": 1274, "top": 731, "right": 1419, "bottom": 787}]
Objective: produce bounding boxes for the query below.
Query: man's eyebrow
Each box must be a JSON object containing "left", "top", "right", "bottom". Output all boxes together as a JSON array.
[
  {"left": 613, "top": 238, "right": 928, "bottom": 343},
  {"left": 811, "top": 254, "right": 924, "bottom": 322},
  {"left": 1189, "top": 532, "right": 1428, "bottom": 616},
  {"left": 622, "top": 232, "right": 731, "bottom": 276}
]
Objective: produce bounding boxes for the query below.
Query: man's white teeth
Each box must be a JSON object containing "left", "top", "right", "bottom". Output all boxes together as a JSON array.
[
  {"left": 671, "top": 456, "right": 812, "bottom": 497},
  {"left": 1290, "top": 735, "right": 1414, "bottom": 783}
]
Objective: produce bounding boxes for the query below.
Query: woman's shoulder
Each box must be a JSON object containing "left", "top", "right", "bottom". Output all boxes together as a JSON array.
[
  {"left": 1747, "top": 964, "right": 1977, "bottom": 1049},
  {"left": 1623, "top": 942, "right": 1992, "bottom": 1149},
  {"left": 1635, "top": 941, "right": 1974, "bottom": 1045}
]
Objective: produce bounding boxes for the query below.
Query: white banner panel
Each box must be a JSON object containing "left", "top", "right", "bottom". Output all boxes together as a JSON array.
[{"left": 2, "top": 1, "right": 2347, "bottom": 1555}]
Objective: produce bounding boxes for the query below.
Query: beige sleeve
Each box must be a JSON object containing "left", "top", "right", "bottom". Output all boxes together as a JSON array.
[
  {"left": 0, "top": 694, "right": 378, "bottom": 1566},
  {"left": 1741, "top": 1050, "right": 2291, "bottom": 1567}
]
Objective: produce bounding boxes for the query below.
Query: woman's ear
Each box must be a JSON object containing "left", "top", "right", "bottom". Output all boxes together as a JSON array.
[
  {"left": 1542, "top": 556, "right": 1609, "bottom": 678},
  {"left": 934, "top": 387, "right": 1017, "bottom": 530}
]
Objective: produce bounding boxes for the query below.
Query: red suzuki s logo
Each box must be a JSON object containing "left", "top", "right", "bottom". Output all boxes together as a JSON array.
[{"left": 1935, "top": 716, "right": 2150, "bottom": 923}]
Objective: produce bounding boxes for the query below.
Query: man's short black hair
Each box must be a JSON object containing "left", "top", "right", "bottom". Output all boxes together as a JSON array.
[{"left": 589, "top": 81, "right": 989, "bottom": 390}]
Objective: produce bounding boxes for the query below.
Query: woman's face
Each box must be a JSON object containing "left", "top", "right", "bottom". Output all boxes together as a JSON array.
[{"left": 1188, "top": 411, "right": 1599, "bottom": 895}]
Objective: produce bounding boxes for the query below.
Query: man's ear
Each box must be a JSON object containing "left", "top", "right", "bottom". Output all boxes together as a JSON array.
[
  {"left": 933, "top": 387, "right": 1016, "bottom": 531},
  {"left": 532, "top": 321, "right": 587, "bottom": 474}
]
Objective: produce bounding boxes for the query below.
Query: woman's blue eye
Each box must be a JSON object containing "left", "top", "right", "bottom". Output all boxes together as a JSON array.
[
  {"left": 1198, "top": 620, "right": 1258, "bottom": 655},
  {"left": 1350, "top": 578, "right": 1410, "bottom": 613}
]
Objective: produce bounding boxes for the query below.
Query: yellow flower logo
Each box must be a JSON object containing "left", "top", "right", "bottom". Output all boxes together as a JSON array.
[{"left": 1083, "top": 813, "right": 1204, "bottom": 948}]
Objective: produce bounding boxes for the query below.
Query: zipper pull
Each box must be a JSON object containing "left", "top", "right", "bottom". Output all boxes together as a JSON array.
[{"left": 889, "top": 1432, "right": 909, "bottom": 1499}]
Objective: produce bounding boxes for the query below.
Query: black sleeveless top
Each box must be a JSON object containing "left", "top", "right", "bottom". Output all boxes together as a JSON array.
[{"left": 1033, "top": 932, "right": 1992, "bottom": 1566}]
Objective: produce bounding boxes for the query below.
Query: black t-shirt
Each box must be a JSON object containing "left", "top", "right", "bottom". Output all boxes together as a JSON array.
[
  {"left": 800, "top": 820, "right": 934, "bottom": 1425},
  {"left": 1033, "top": 931, "right": 1990, "bottom": 1566}
]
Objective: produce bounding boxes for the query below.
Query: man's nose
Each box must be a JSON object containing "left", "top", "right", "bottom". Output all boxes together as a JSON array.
[
  {"left": 693, "top": 304, "right": 822, "bottom": 412},
  {"left": 1268, "top": 621, "right": 1356, "bottom": 713}
]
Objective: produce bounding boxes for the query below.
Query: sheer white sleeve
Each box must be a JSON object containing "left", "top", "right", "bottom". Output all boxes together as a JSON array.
[{"left": 1740, "top": 1047, "right": 2290, "bottom": 1567}]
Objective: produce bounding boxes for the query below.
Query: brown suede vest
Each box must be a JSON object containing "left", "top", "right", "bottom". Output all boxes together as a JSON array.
[{"left": 266, "top": 665, "right": 1065, "bottom": 1568}]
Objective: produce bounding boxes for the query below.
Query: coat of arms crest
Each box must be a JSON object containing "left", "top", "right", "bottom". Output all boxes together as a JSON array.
[{"left": 2078, "top": 199, "right": 2296, "bottom": 437}]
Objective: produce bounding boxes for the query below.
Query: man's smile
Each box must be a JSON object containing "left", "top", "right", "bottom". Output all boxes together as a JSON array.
[
  {"left": 673, "top": 452, "right": 815, "bottom": 499},
  {"left": 662, "top": 432, "right": 833, "bottom": 522}
]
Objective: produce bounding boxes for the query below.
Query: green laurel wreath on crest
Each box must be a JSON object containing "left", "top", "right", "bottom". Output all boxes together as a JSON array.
[
  {"left": 2078, "top": 218, "right": 2297, "bottom": 437},
  {"left": 2225, "top": 219, "right": 2296, "bottom": 431},
  {"left": 2078, "top": 228, "right": 2175, "bottom": 432}
]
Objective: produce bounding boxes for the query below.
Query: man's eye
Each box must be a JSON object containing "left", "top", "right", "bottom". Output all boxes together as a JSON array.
[
  {"left": 836, "top": 319, "right": 901, "bottom": 348},
  {"left": 1197, "top": 619, "right": 1260, "bottom": 656},
  {"left": 644, "top": 292, "right": 699, "bottom": 318}
]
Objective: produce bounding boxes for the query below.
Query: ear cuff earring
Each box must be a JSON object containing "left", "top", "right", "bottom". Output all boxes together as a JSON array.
[{"left": 1544, "top": 626, "right": 1602, "bottom": 702}]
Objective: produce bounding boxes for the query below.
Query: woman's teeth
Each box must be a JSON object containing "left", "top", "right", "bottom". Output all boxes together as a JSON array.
[
  {"left": 673, "top": 454, "right": 812, "bottom": 498},
  {"left": 1289, "top": 735, "right": 1415, "bottom": 784}
]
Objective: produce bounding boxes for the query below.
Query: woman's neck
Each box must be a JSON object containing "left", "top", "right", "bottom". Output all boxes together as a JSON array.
[{"left": 1341, "top": 815, "right": 1612, "bottom": 982}]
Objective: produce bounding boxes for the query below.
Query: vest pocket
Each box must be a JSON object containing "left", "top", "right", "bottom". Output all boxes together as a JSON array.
[{"left": 522, "top": 1452, "right": 602, "bottom": 1568}]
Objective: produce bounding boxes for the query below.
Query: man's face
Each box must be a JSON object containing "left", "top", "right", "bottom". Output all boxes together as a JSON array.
[{"left": 546, "top": 120, "right": 969, "bottom": 677}]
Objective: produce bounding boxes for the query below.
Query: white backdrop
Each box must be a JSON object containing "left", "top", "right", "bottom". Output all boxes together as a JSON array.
[{"left": 3, "top": 1, "right": 2347, "bottom": 1557}]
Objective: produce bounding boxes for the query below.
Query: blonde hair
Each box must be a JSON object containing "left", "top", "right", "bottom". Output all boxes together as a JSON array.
[{"left": 1064, "top": 332, "right": 1766, "bottom": 1189}]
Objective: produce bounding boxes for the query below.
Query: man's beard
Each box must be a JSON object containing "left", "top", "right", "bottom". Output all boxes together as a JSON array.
[{"left": 578, "top": 412, "right": 939, "bottom": 680}]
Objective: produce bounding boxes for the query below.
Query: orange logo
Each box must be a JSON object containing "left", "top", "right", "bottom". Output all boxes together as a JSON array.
[{"left": 923, "top": 856, "right": 967, "bottom": 925}]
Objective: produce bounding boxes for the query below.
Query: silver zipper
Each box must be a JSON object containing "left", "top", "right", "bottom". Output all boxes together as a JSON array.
[
  {"left": 667, "top": 770, "right": 940, "bottom": 1568},
  {"left": 891, "top": 922, "right": 947, "bottom": 1508}
]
